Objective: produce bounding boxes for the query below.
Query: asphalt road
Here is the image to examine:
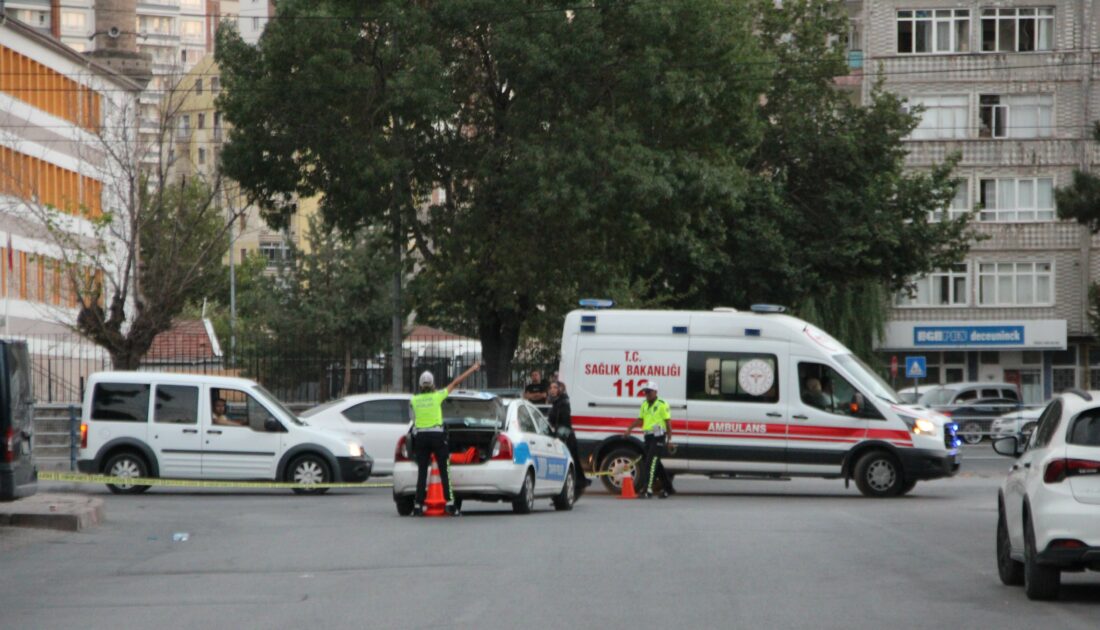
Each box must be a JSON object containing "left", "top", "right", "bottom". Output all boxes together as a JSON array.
[{"left": 2, "top": 446, "right": 1098, "bottom": 630}]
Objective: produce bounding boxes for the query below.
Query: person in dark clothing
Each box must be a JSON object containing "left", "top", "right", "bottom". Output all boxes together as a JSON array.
[
  {"left": 547, "top": 381, "right": 590, "bottom": 490},
  {"left": 524, "top": 370, "right": 549, "bottom": 404}
]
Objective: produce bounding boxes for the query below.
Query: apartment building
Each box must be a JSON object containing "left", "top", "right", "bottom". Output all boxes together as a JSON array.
[{"left": 851, "top": 0, "right": 1100, "bottom": 401}]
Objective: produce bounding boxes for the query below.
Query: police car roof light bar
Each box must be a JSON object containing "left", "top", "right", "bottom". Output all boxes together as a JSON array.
[
  {"left": 578, "top": 298, "right": 615, "bottom": 309},
  {"left": 750, "top": 304, "right": 787, "bottom": 314}
]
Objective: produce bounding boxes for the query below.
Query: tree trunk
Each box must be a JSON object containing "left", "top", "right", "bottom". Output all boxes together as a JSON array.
[
  {"left": 478, "top": 311, "right": 522, "bottom": 388},
  {"left": 341, "top": 345, "right": 352, "bottom": 397},
  {"left": 110, "top": 347, "right": 143, "bottom": 371}
]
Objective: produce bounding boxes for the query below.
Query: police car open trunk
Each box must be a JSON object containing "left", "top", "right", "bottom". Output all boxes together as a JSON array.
[{"left": 442, "top": 397, "right": 508, "bottom": 466}]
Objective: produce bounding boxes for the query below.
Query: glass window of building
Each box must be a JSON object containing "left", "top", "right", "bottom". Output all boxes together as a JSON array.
[
  {"left": 908, "top": 95, "right": 968, "bottom": 139},
  {"left": 979, "top": 177, "right": 1055, "bottom": 221},
  {"left": 897, "top": 9, "right": 970, "bottom": 53},
  {"left": 981, "top": 8, "right": 1054, "bottom": 52},
  {"left": 979, "top": 94, "right": 1053, "bottom": 139},
  {"left": 977, "top": 262, "right": 1053, "bottom": 306},
  {"left": 896, "top": 264, "right": 969, "bottom": 307},
  {"left": 931, "top": 181, "right": 970, "bottom": 221}
]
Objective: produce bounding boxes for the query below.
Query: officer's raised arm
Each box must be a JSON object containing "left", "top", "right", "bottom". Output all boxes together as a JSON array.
[{"left": 446, "top": 361, "right": 482, "bottom": 393}]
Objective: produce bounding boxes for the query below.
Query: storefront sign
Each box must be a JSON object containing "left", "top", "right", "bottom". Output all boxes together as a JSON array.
[{"left": 878, "top": 320, "right": 1066, "bottom": 350}]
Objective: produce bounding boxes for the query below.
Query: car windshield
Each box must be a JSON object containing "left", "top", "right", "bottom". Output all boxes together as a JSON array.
[
  {"left": 834, "top": 354, "right": 901, "bottom": 404},
  {"left": 442, "top": 397, "right": 506, "bottom": 429},
  {"left": 300, "top": 398, "right": 345, "bottom": 418},
  {"left": 254, "top": 385, "right": 305, "bottom": 426},
  {"left": 897, "top": 391, "right": 920, "bottom": 404},
  {"left": 919, "top": 388, "right": 956, "bottom": 406}
]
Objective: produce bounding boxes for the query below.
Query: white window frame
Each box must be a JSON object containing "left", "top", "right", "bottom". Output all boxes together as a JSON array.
[
  {"left": 978, "top": 176, "right": 1055, "bottom": 222},
  {"left": 60, "top": 11, "right": 86, "bottom": 30},
  {"left": 979, "top": 94, "right": 1053, "bottom": 139},
  {"left": 977, "top": 261, "right": 1054, "bottom": 306},
  {"left": 931, "top": 179, "right": 970, "bottom": 221},
  {"left": 908, "top": 95, "right": 969, "bottom": 139},
  {"left": 896, "top": 263, "right": 970, "bottom": 308},
  {"left": 897, "top": 9, "right": 971, "bottom": 54},
  {"left": 981, "top": 7, "right": 1054, "bottom": 52}
]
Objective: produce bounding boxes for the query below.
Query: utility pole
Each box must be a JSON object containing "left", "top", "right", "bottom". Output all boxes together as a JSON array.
[
  {"left": 228, "top": 208, "right": 237, "bottom": 367},
  {"left": 391, "top": 209, "right": 404, "bottom": 392}
]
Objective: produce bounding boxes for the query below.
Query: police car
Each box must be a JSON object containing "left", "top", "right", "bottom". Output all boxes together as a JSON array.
[{"left": 391, "top": 393, "right": 576, "bottom": 515}]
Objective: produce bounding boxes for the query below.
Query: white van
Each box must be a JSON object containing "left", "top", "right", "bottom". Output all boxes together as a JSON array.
[
  {"left": 560, "top": 306, "right": 962, "bottom": 497},
  {"left": 77, "top": 372, "right": 372, "bottom": 494}
]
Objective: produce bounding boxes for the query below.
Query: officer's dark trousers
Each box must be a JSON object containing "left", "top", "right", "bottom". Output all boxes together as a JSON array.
[
  {"left": 414, "top": 431, "right": 452, "bottom": 505},
  {"left": 563, "top": 430, "right": 588, "bottom": 488},
  {"left": 639, "top": 434, "right": 671, "bottom": 494}
]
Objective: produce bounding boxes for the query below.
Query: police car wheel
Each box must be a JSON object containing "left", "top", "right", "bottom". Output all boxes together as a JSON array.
[
  {"left": 288, "top": 454, "right": 331, "bottom": 495},
  {"left": 960, "top": 422, "right": 984, "bottom": 445},
  {"left": 853, "top": 451, "right": 902, "bottom": 498},
  {"left": 997, "top": 501, "right": 1024, "bottom": 586},
  {"left": 599, "top": 447, "right": 641, "bottom": 494},
  {"left": 104, "top": 452, "right": 152, "bottom": 495},
  {"left": 394, "top": 494, "right": 415, "bottom": 516},
  {"left": 512, "top": 471, "right": 535, "bottom": 514},
  {"left": 553, "top": 467, "right": 576, "bottom": 511}
]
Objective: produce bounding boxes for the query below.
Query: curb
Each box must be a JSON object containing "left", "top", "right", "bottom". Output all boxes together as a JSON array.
[{"left": 0, "top": 493, "right": 105, "bottom": 532}]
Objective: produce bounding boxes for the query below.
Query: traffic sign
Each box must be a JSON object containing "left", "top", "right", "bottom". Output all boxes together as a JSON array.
[{"left": 905, "top": 356, "right": 927, "bottom": 379}]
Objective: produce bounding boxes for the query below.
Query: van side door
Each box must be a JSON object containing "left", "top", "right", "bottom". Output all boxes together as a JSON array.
[
  {"left": 202, "top": 386, "right": 283, "bottom": 479},
  {"left": 684, "top": 344, "right": 788, "bottom": 475},
  {"left": 787, "top": 357, "right": 870, "bottom": 476},
  {"left": 150, "top": 384, "right": 202, "bottom": 478}
]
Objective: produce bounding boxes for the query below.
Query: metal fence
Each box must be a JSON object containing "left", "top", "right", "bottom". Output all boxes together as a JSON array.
[{"left": 20, "top": 332, "right": 557, "bottom": 405}]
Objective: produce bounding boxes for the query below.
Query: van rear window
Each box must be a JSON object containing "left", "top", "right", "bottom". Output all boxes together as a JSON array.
[
  {"left": 687, "top": 352, "right": 779, "bottom": 404},
  {"left": 92, "top": 383, "right": 150, "bottom": 423}
]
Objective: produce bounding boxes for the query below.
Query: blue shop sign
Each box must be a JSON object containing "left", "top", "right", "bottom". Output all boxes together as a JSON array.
[{"left": 914, "top": 325, "right": 1025, "bottom": 347}]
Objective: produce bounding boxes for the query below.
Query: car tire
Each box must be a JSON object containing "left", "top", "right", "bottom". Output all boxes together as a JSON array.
[
  {"left": 599, "top": 447, "right": 641, "bottom": 494},
  {"left": 394, "top": 494, "right": 414, "bottom": 516},
  {"left": 960, "top": 421, "right": 984, "bottom": 445},
  {"left": 997, "top": 501, "right": 1024, "bottom": 586},
  {"left": 512, "top": 470, "right": 535, "bottom": 514},
  {"left": 553, "top": 466, "right": 576, "bottom": 511},
  {"left": 288, "top": 454, "right": 331, "bottom": 495},
  {"left": 1023, "top": 510, "right": 1060, "bottom": 600},
  {"left": 853, "top": 451, "right": 903, "bottom": 498},
  {"left": 103, "top": 452, "right": 152, "bottom": 495}
]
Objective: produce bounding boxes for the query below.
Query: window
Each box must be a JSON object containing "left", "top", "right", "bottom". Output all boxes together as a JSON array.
[
  {"left": 532, "top": 409, "right": 554, "bottom": 436},
  {"left": 252, "top": 16, "right": 260, "bottom": 30},
  {"left": 213, "top": 387, "right": 279, "bottom": 431},
  {"left": 195, "top": 79, "right": 203, "bottom": 95},
  {"left": 61, "top": 11, "right": 86, "bottom": 29},
  {"left": 211, "top": 77, "right": 221, "bottom": 93},
  {"left": 896, "top": 264, "right": 969, "bottom": 307},
  {"left": 1031, "top": 400, "right": 1062, "bottom": 448},
  {"left": 908, "top": 96, "right": 968, "bottom": 139},
  {"left": 979, "top": 177, "right": 1055, "bottom": 221},
  {"left": 198, "top": 148, "right": 206, "bottom": 165},
  {"left": 177, "top": 115, "right": 191, "bottom": 138},
  {"left": 197, "top": 113, "right": 206, "bottom": 129},
  {"left": 92, "top": 383, "right": 150, "bottom": 422},
  {"left": 139, "top": 16, "right": 174, "bottom": 35},
  {"left": 688, "top": 352, "right": 779, "bottom": 404},
  {"left": 259, "top": 242, "right": 287, "bottom": 268},
  {"left": 982, "top": 8, "right": 1054, "bottom": 52},
  {"left": 518, "top": 407, "right": 538, "bottom": 433},
  {"left": 978, "top": 262, "right": 1053, "bottom": 305},
  {"left": 343, "top": 399, "right": 410, "bottom": 424},
  {"left": 1069, "top": 410, "right": 1100, "bottom": 446},
  {"left": 798, "top": 362, "right": 872, "bottom": 417},
  {"left": 181, "top": 19, "right": 204, "bottom": 38},
  {"left": 897, "top": 9, "right": 970, "bottom": 53},
  {"left": 931, "top": 181, "right": 970, "bottom": 221},
  {"left": 1052, "top": 347, "right": 1078, "bottom": 393},
  {"left": 979, "top": 94, "right": 1052, "bottom": 138},
  {"left": 1089, "top": 348, "right": 1100, "bottom": 389},
  {"left": 213, "top": 112, "right": 223, "bottom": 140},
  {"left": 154, "top": 385, "right": 199, "bottom": 424}
]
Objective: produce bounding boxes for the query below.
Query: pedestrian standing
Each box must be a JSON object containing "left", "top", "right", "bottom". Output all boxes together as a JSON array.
[
  {"left": 411, "top": 362, "right": 481, "bottom": 516},
  {"left": 624, "top": 381, "right": 674, "bottom": 499},
  {"left": 548, "top": 381, "right": 590, "bottom": 492}
]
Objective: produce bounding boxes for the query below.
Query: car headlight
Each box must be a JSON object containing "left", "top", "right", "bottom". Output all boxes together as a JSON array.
[
  {"left": 912, "top": 418, "right": 937, "bottom": 435},
  {"left": 348, "top": 442, "right": 365, "bottom": 458}
]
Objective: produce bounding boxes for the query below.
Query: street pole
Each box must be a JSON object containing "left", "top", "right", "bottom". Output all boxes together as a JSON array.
[
  {"left": 391, "top": 210, "right": 403, "bottom": 393},
  {"left": 229, "top": 210, "right": 236, "bottom": 367}
]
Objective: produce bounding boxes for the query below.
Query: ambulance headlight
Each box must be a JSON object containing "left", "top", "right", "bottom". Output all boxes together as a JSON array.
[{"left": 912, "top": 418, "right": 936, "bottom": 435}]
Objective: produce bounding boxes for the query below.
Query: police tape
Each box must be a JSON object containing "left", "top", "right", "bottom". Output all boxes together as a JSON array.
[
  {"left": 586, "top": 457, "right": 643, "bottom": 478},
  {"left": 38, "top": 471, "right": 394, "bottom": 490}
]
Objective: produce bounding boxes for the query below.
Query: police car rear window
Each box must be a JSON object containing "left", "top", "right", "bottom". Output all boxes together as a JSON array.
[{"left": 443, "top": 398, "right": 505, "bottom": 428}]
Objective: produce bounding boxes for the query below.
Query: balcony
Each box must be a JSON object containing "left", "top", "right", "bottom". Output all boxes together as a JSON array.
[
  {"left": 904, "top": 138, "right": 1089, "bottom": 167},
  {"left": 869, "top": 51, "right": 1091, "bottom": 85}
]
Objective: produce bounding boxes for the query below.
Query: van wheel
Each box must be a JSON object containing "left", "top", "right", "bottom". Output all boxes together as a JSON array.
[
  {"left": 394, "top": 494, "right": 415, "bottom": 516},
  {"left": 288, "top": 454, "right": 331, "bottom": 495},
  {"left": 512, "top": 471, "right": 535, "bottom": 514},
  {"left": 103, "top": 452, "right": 151, "bottom": 495},
  {"left": 599, "top": 447, "right": 641, "bottom": 494},
  {"left": 997, "top": 501, "right": 1024, "bottom": 586},
  {"left": 853, "top": 451, "right": 902, "bottom": 498},
  {"left": 553, "top": 467, "right": 576, "bottom": 511},
  {"left": 1024, "top": 510, "right": 1060, "bottom": 600}
]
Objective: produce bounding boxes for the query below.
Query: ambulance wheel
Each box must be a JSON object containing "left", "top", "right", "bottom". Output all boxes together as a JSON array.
[
  {"left": 513, "top": 470, "right": 535, "bottom": 514},
  {"left": 599, "top": 447, "right": 641, "bottom": 494},
  {"left": 553, "top": 467, "right": 576, "bottom": 511},
  {"left": 853, "top": 451, "right": 902, "bottom": 498},
  {"left": 394, "top": 494, "right": 415, "bottom": 516},
  {"left": 898, "top": 479, "right": 917, "bottom": 496}
]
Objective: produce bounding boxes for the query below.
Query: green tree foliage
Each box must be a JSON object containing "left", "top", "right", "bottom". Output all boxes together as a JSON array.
[{"left": 1056, "top": 121, "right": 1100, "bottom": 335}]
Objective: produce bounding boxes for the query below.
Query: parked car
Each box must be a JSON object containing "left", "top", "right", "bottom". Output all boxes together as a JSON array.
[
  {"left": 78, "top": 372, "right": 371, "bottom": 494},
  {"left": 917, "top": 382, "right": 1020, "bottom": 407},
  {"left": 0, "top": 341, "right": 35, "bottom": 501},
  {"left": 301, "top": 394, "right": 411, "bottom": 475},
  {"left": 907, "top": 382, "right": 1022, "bottom": 445},
  {"left": 942, "top": 398, "right": 1022, "bottom": 445},
  {"left": 392, "top": 393, "right": 576, "bottom": 514},
  {"left": 993, "top": 389, "right": 1100, "bottom": 600},
  {"left": 991, "top": 406, "right": 1045, "bottom": 440}
]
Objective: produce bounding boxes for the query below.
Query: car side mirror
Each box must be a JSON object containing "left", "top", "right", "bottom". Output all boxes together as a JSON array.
[
  {"left": 264, "top": 417, "right": 283, "bottom": 433},
  {"left": 992, "top": 436, "right": 1019, "bottom": 458}
]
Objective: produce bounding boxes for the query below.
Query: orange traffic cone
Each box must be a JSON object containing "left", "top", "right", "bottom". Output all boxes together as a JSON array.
[
  {"left": 619, "top": 469, "right": 637, "bottom": 499},
  {"left": 423, "top": 456, "right": 448, "bottom": 517}
]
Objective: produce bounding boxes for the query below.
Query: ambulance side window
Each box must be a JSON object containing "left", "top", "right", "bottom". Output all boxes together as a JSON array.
[
  {"left": 687, "top": 352, "right": 779, "bottom": 404},
  {"left": 797, "top": 362, "right": 881, "bottom": 419}
]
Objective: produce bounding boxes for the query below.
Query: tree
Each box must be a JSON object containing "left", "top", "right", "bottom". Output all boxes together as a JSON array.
[
  {"left": 1055, "top": 121, "right": 1100, "bottom": 333},
  {"left": 0, "top": 78, "right": 243, "bottom": 369}
]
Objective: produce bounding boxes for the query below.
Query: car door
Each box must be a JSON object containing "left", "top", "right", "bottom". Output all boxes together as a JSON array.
[
  {"left": 787, "top": 358, "right": 869, "bottom": 476},
  {"left": 515, "top": 405, "right": 545, "bottom": 480},
  {"left": 341, "top": 398, "right": 411, "bottom": 474},
  {"left": 1004, "top": 400, "right": 1062, "bottom": 549},
  {"left": 530, "top": 404, "right": 568, "bottom": 494},
  {"left": 684, "top": 344, "right": 787, "bottom": 475},
  {"left": 149, "top": 384, "right": 202, "bottom": 478},
  {"left": 201, "top": 386, "right": 283, "bottom": 480}
]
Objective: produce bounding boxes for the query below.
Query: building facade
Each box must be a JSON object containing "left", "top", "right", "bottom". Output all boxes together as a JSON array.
[{"left": 854, "top": 0, "right": 1100, "bottom": 401}]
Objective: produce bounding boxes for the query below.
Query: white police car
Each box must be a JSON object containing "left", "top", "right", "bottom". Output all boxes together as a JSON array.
[{"left": 392, "top": 393, "right": 576, "bottom": 515}]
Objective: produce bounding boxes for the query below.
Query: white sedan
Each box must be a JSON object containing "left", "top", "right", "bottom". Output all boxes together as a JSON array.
[
  {"left": 990, "top": 406, "right": 1044, "bottom": 440},
  {"left": 994, "top": 390, "right": 1100, "bottom": 600},
  {"left": 392, "top": 394, "right": 576, "bottom": 515},
  {"left": 300, "top": 394, "right": 412, "bottom": 475}
]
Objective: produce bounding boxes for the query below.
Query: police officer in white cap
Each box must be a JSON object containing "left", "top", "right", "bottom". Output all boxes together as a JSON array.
[
  {"left": 624, "top": 380, "right": 674, "bottom": 499},
  {"left": 410, "top": 362, "right": 481, "bottom": 516}
]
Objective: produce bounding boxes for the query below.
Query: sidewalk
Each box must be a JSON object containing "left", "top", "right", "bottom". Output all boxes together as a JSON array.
[{"left": 0, "top": 493, "right": 105, "bottom": 532}]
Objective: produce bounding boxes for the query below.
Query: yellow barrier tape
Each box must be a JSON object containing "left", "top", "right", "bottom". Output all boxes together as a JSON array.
[
  {"left": 586, "top": 456, "right": 643, "bottom": 478},
  {"left": 39, "top": 471, "right": 393, "bottom": 490}
]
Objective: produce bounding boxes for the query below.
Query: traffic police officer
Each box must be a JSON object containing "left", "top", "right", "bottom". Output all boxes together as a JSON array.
[
  {"left": 411, "top": 361, "right": 481, "bottom": 516},
  {"left": 624, "top": 381, "right": 674, "bottom": 499}
]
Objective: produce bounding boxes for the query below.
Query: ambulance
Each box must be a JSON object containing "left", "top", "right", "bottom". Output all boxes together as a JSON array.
[{"left": 559, "top": 304, "right": 962, "bottom": 497}]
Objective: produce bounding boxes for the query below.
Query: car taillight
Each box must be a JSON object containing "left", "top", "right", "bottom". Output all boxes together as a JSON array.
[
  {"left": 1044, "top": 458, "right": 1100, "bottom": 484},
  {"left": 940, "top": 410, "right": 953, "bottom": 417},
  {"left": 394, "top": 435, "right": 410, "bottom": 462},
  {"left": 1049, "top": 539, "right": 1087, "bottom": 549},
  {"left": 80, "top": 423, "right": 88, "bottom": 449},
  {"left": 3, "top": 427, "right": 12, "bottom": 463},
  {"left": 491, "top": 434, "right": 513, "bottom": 461}
]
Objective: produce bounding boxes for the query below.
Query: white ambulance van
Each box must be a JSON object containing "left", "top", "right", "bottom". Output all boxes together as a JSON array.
[{"left": 559, "top": 305, "right": 962, "bottom": 497}]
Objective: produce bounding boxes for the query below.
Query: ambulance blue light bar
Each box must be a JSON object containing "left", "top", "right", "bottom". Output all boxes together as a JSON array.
[
  {"left": 750, "top": 304, "right": 787, "bottom": 313},
  {"left": 581, "top": 315, "right": 597, "bottom": 323},
  {"left": 578, "top": 298, "right": 615, "bottom": 309},
  {"left": 745, "top": 328, "right": 761, "bottom": 337},
  {"left": 672, "top": 326, "right": 688, "bottom": 334},
  {"left": 580, "top": 325, "right": 596, "bottom": 333}
]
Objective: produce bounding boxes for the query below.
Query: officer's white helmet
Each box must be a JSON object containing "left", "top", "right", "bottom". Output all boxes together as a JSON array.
[
  {"left": 642, "top": 381, "right": 659, "bottom": 393},
  {"left": 419, "top": 371, "right": 435, "bottom": 387}
]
